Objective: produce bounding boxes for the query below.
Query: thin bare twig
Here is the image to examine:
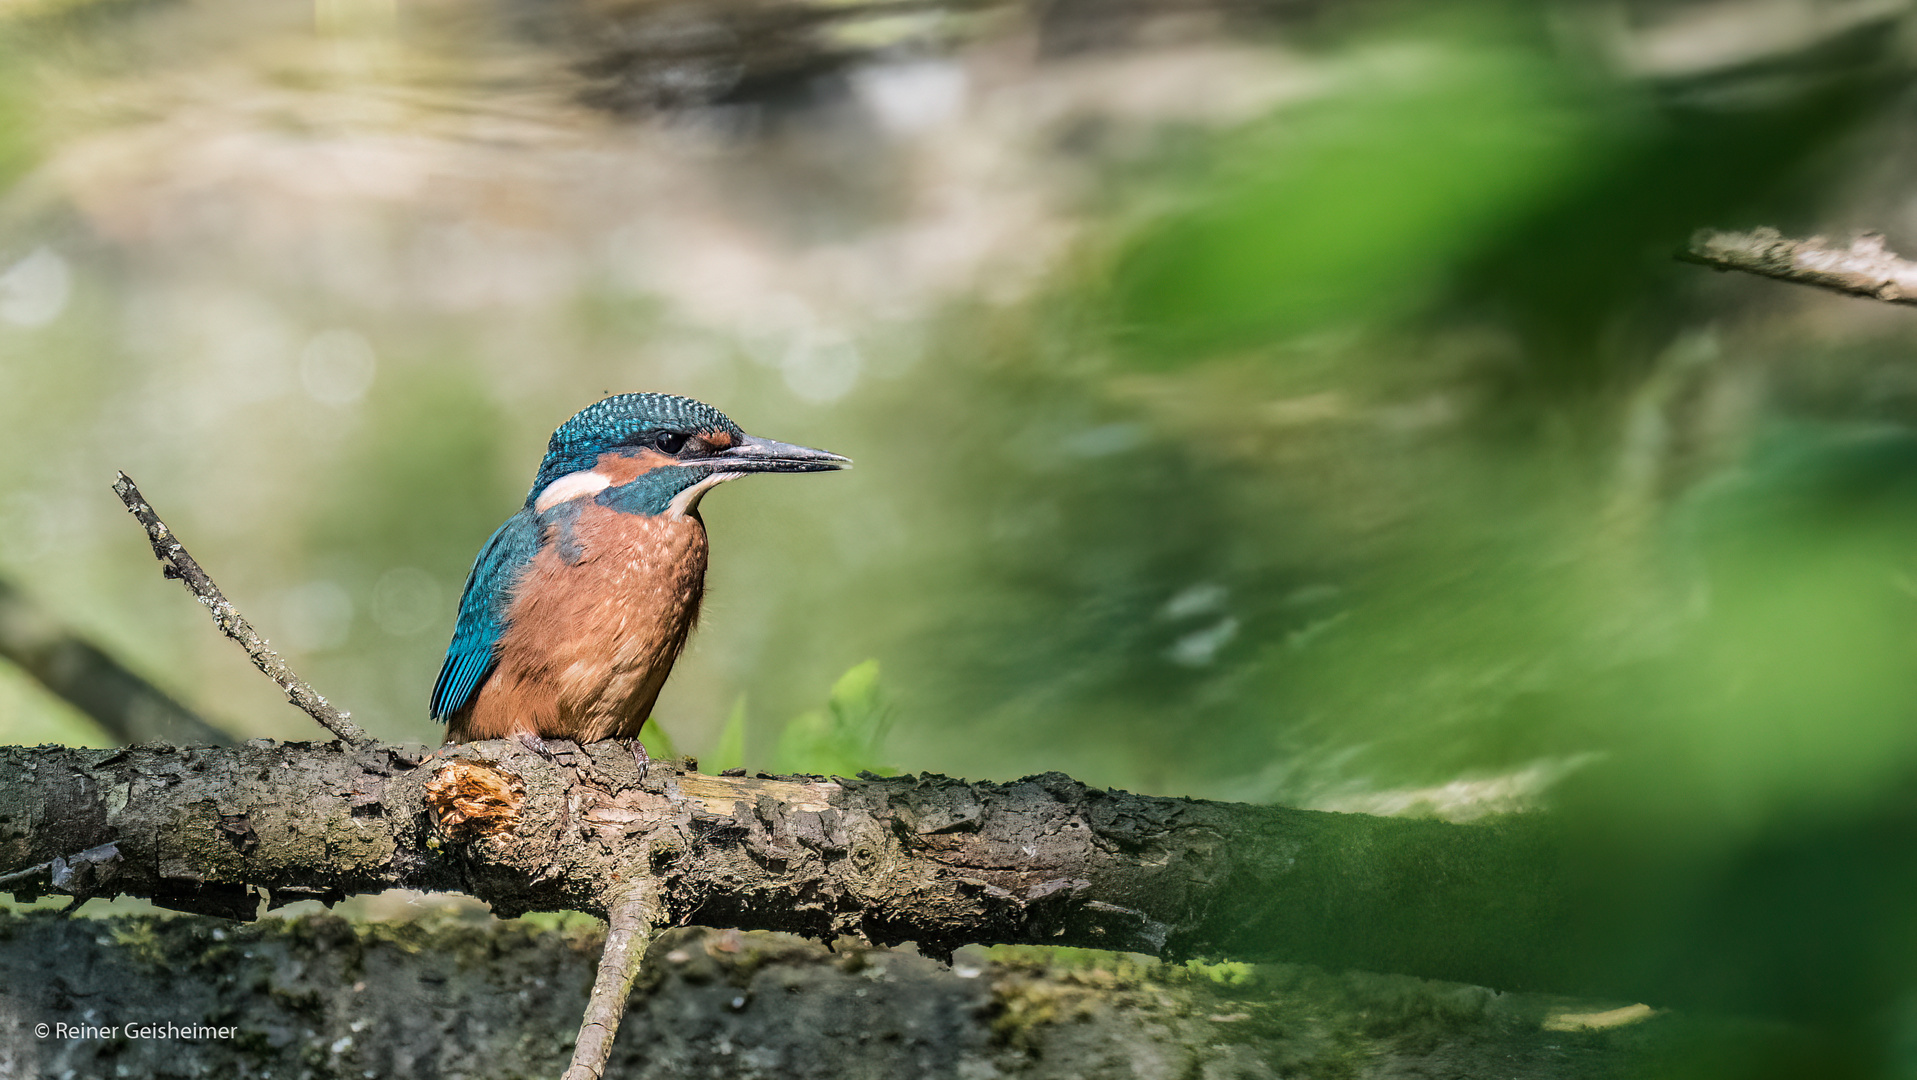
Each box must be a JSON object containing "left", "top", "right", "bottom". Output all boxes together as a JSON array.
[
  {"left": 0, "top": 842, "right": 118, "bottom": 894},
  {"left": 0, "top": 860, "right": 50, "bottom": 889},
  {"left": 110, "top": 473, "right": 374, "bottom": 748},
  {"left": 562, "top": 883, "right": 662, "bottom": 1080},
  {"left": 1680, "top": 227, "right": 1917, "bottom": 305}
]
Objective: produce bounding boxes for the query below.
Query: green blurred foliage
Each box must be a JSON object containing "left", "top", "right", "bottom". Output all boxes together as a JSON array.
[
  {"left": 637, "top": 713, "right": 680, "bottom": 761},
  {"left": 4, "top": 0, "right": 1917, "bottom": 1071},
  {"left": 0, "top": 8, "right": 45, "bottom": 195},
  {"left": 0, "top": 664, "right": 111, "bottom": 748},
  {"left": 1116, "top": 13, "right": 1624, "bottom": 359},
  {"left": 1659, "top": 428, "right": 1917, "bottom": 824},
  {"left": 0, "top": 82, "right": 33, "bottom": 197},
  {"left": 665, "top": 695, "right": 739, "bottom": 770},
  {"left": 770, "top": 658, "right": 892, "bottom": 777}
]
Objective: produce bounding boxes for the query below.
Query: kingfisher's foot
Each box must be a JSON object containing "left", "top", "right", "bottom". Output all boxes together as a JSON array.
[
  {"left": 627, "top": 738, "right": 650, "bottom": 779},
  {"left": 516, "top": 731, "right": 558, "bottom": 761}
]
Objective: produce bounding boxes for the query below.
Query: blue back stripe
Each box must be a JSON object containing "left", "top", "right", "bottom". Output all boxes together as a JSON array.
[{"left": 429, "top": 510, "right": 541, "bottom": 720}]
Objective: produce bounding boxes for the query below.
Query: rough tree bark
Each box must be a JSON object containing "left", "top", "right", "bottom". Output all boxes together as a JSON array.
[
  {"left": 0, "top": 916, "right": 1683, "bottom": 1079},
  {"left": 0, "top": 739, "right": 1572, "bottom": 994}
]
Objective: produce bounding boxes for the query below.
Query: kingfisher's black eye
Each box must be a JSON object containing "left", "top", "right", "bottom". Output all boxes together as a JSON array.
[{"left": 653, "top": 431, "right": 689, "bottom": 455}]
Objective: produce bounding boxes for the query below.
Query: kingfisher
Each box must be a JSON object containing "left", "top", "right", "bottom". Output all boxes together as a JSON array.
[{"left": 431, "top": 393, "right": 849, "bottom": 746}]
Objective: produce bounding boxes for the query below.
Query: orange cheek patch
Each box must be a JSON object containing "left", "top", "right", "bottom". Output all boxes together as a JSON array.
[
  {"left": 594, "top": 450, "right": 675, "bottom": 484},
  {"left": 697, "top": 428, "right": 736, "bottom": 450}
]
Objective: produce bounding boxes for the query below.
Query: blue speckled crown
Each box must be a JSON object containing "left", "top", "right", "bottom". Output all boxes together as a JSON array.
[{"left": 529, "top": 393, "right": 744, "bottom": 500}]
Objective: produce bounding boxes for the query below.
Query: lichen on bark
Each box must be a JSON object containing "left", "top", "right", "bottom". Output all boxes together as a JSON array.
[{"left": 0, "top": 911, "right": 1699, "bottom": 1079}]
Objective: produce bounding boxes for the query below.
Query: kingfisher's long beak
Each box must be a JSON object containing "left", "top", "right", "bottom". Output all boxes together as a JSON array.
[{"left": 717, "top": 435, "right": 852, "bottom": 473}]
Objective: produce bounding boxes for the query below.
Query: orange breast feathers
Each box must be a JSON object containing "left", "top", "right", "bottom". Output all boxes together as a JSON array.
[{"left": 445, "top": 503, "right": 710, "bottom": 744}]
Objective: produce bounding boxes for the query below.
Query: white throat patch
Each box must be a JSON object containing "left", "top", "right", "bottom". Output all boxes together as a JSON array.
[
  {"left": 667, "top": 471, "right": 746, "bottom": 519},
  {"left": 534, "top": 469, "right": 613, "bottom": 513}
]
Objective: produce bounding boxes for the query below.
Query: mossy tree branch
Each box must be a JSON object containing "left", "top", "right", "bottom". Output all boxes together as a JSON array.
[{"left": 0, "top": 739, "right": 1570, "bottom": 991}]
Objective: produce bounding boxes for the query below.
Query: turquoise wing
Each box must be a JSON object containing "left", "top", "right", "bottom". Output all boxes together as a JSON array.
[{"left": 429, "top": 510, "right": 540, "bottom": 721}]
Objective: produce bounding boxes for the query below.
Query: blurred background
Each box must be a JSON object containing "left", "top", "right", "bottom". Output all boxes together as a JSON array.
[{"left": 7, "top": 0, "right": 1917, "bottom": 1070}]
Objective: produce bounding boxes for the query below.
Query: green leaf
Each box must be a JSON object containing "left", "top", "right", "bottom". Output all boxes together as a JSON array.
[
  {"left": 770, "top": 660, "right": 893, "bottom": 777},
  {"left": 638, "top": 717, "right": 679, "bottom": 762},
  {"left": 709, "top": 695, "right": 746, "bottom": 773}
]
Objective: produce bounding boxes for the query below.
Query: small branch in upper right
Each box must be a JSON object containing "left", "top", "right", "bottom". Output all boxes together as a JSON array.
[{"left": 1681, "top": 227, "right": 1917, "bottom": 305}]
